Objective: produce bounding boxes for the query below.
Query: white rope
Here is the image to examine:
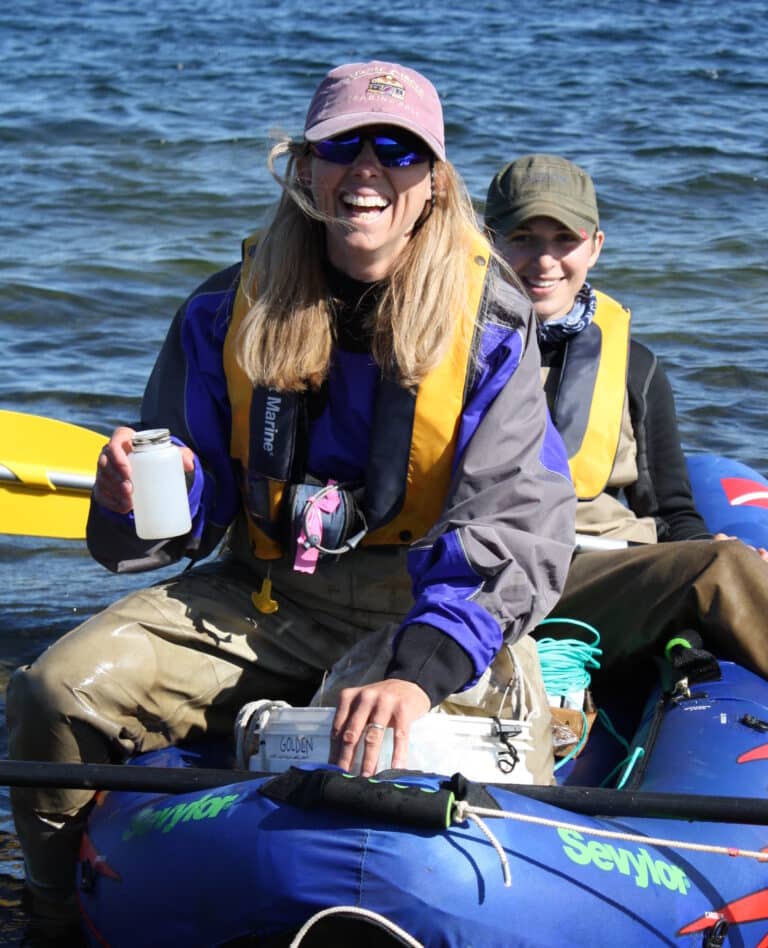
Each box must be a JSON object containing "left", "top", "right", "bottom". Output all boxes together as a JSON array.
[
  {"left": 283, "top": 803, "right": 765, "bottom": 942},
  {"left": 289, "top": 904, "right": 425, "bottom": 948},
  {"left": 455, "top": 803, "right": 512, "bottom": 886},
  {"left": 453, "top": 803, "right": 768, "bottom": 862}
]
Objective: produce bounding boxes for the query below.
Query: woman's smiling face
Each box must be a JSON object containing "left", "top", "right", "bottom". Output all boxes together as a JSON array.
[
  {"left": 304, "top": 125, "right": 433, "bottom": 282},
  {"left": 496, "top": 216, "right": 604, "bottom": 322}
]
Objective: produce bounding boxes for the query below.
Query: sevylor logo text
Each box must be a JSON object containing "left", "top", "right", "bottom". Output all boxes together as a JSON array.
[
  {"left": 122, "top": 792, "right": 241, "bottom": 840},
  {"left": 559, "top": 828, "right": 691, "bottom": 894}
]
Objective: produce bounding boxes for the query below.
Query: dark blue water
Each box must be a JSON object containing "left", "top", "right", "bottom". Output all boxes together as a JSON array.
[{"left": 1, "top": 0, "right": 766, "bottom": 938}]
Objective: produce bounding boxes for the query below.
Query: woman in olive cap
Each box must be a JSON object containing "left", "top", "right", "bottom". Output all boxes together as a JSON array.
[{"left": 485, "top": 153, "right": 768, "bottom": 689}]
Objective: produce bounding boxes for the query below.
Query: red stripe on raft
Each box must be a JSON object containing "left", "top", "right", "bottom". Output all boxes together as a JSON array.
[
  {"left": 738, "top": 743, "right": 768, "bottom": 763},
  {"left": 721, "top": 477, "right": 768, "bottom": 509},
  {"left": 678, "top": 887, "right": 768, "bottom": 933}
]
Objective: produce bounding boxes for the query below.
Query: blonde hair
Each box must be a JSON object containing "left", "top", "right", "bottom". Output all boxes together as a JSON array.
[{"left": 235, "top": 137, "right": 490, "bottom": 392}]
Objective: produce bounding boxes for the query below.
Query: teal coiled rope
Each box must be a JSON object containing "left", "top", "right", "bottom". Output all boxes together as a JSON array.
[
  {"left": 536, "top": 618, "right": 603, "bottom": 771},
  {"left": 536, "top": 618, "right": 643, "bottom": 784},
  {"left": 536, "top": 618, "right": 602, "bottom": 699}
]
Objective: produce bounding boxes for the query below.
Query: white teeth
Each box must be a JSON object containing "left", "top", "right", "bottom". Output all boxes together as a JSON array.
[
  {"left": 528, "top": 279, "right": 558, "bottom": 288},
  {"left": 342, "top": 194, "right": 388, "bottom": 208}
]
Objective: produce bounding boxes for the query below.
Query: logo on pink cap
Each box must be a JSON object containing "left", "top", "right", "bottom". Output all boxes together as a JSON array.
[
  {"left": 304, "top": 61, "right": 446, "bottom": 162},
  {"left": 366, "top": 74, "right": 405, "bottom": 101}
]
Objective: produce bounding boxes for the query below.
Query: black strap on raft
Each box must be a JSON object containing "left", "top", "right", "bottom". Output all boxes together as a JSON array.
[
  {"left": 259, "top": 767, "right": 457, "bottom": 829},
  {"left": 702, "top": 919, "right": 729, "bottom": 948},
  {"left": 441, "top": 771, "right": 502, "bottom": 810},
  {"left": 741, "top": 713, "right": 768, "bottom": 733},
  {"left": 620, "top": 633, "right": 724, "bottom": 791},
  {"left": 663, "top": 630, "right": 722, "bottom": 692}
]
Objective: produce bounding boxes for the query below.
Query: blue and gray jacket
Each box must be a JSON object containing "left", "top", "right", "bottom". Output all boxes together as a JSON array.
[{"left": 88, "top": 246, "right": 575, "bottom": 698}]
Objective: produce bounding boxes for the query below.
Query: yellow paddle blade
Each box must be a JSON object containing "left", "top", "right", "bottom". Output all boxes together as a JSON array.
[{"left": 0, "top": 410, "right": 107, "bottom": 539}]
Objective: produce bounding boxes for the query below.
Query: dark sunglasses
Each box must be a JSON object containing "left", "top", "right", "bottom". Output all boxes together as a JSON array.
[{"left": 310, "top": 131, "right": 431, "bottom": 168}]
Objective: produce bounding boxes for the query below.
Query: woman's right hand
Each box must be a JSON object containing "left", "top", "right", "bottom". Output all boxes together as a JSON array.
[
  {"left": 94, "top": 426, "right": 198, "bottom": 514},
  {"left": 330, "top": 678, "right": 431, "bottom": 777},
  {"left": 93, "top": 426, "right": 137, "bottom": 513}
]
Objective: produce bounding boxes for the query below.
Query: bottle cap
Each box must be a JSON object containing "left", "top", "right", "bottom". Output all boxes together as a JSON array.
[{"left": 132, "top": 428, "right": 171, "bottom": 449}]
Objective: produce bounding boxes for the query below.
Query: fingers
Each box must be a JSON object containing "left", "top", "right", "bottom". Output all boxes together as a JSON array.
[
  {"left": 329, "top": 680, "right": 430, "bottom": 777},
  {"left": 389, "top": 719, "right": 411, "bottom": 771},
  {"left": 359, "top": 720, "right": 389, "bottom": 777},
  {"left": 713, "top": 533, "right": 768, "bottom": 562},
  {"left": 93, "top": 427, "right": 197, "bottom": 514},
  {"left": 93, "top": 426, "right": 136, "bottom": 513},
  {"left": 331, "top": 694, "right": 386, "bottom": 777},
  {"left": 180, "top": 446, "right": 196, "bottom": 473}
]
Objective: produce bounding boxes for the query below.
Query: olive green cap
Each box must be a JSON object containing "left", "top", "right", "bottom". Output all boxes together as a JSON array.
[{"left": 484, "top": 154, "right": 599, "bottom": 239}]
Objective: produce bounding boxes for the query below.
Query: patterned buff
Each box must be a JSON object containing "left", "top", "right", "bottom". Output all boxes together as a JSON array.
[{"left": 537, "top": 282, "right": 597, "bottom": 344}]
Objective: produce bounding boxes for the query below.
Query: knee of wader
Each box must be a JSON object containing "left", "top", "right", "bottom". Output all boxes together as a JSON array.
[
  {"left": 707, "top": 537, "right": 761, "bottom": 578},
  {"left": 6, "top": 661, "right": 73, "bottom": 750}
]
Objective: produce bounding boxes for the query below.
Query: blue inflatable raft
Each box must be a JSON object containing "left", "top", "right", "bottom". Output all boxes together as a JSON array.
[
  {"left": 75, "top": 455, "right": 768, "bottom": 947},
  {"left": 688, "top": 454, "right": 768, "bottom": 550}
]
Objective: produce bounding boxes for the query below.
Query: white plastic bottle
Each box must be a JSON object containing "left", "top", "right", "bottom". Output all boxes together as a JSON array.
[{"left": 130, "top": 429, "right": 192, "bottom": 540}]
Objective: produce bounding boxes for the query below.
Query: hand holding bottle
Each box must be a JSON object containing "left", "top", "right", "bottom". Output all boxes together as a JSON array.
[{"left": 95, "top": 426, "right": 196, "bottom": 538}]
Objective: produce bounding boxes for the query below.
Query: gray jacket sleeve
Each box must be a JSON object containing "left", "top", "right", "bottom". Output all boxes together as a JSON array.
[{"left": 398, "top": 272, "right": 576, "bottom": 684}]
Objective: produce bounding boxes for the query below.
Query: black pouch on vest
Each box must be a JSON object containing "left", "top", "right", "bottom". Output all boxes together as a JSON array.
[{"left": 285, "top": 480, "right": 368, "bottom": 567}]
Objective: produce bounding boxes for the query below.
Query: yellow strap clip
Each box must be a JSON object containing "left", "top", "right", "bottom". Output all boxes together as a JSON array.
[{"left": 251, "top": 577, "right": 279, "bottom": 614}]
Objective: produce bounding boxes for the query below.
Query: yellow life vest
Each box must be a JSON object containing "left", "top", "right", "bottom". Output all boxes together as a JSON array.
[
  {"left": 222, "top": 234, "right": 491, "bottom": 558},
  {"left": 548, "top": 290, "right": 631, "bottom": 500}
]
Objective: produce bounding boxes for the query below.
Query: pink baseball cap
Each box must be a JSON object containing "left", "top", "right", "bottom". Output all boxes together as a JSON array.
[{"left": 304, "top": 61, "right": 446, "bottom": 161}]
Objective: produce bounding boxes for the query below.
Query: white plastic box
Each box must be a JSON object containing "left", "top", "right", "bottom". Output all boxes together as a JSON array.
[{"left": 235, "top": 702, "right": 535, "bottom": 784}]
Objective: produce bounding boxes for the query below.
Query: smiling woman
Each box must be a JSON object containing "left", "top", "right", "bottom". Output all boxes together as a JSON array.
[
  {"left": 237, "top": 61, "right": 478, "bottom": 392},
  {"left": 303, "top": 125, "right": 433, "bottom": 280},
  {"left": 483, "top": 153, "right": 768, "bottom": 708},
  {"left": 495, "top": 218, "right": 604, "bottom": 323},
  {"left": 299, "top": 67, "right": 440, "bottom": 286},
  {"left": 7, "top": 60, "right": 576, "bottom": 943},
  {"left": 306, "top": 125, "right": 433, "bottom": 282}
]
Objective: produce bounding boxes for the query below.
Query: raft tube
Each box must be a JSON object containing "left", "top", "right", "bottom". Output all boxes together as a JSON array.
[
  {"left": 79, "top": 659, "right": 768, "bottom": 947},
  {"left": 688, "top": 453, "right": 768, "bottom": 549}
]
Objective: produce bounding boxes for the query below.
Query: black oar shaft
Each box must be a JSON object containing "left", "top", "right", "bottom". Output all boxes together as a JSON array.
[
  {"left": 508, "top": 783, "right": 768, "bottom": 825},
  {"left": 1, "top": 760, "right": 768, "bottom": 826},
  {"left": 0, "top": 760, "right": 247, "bottom": 794}
]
